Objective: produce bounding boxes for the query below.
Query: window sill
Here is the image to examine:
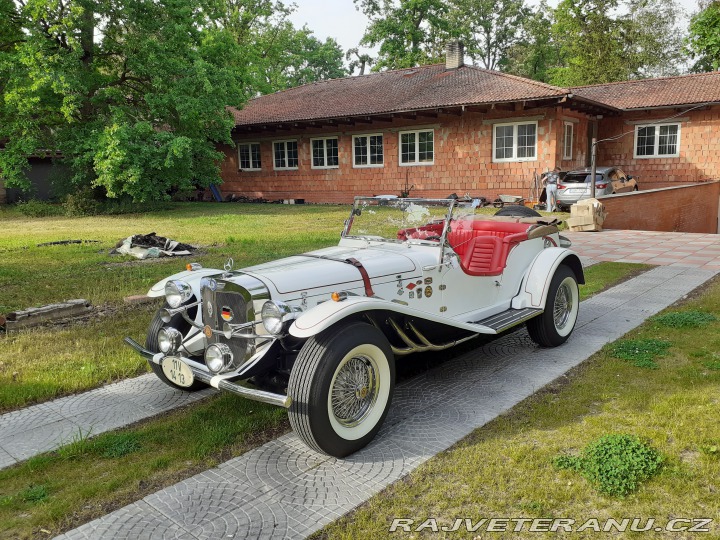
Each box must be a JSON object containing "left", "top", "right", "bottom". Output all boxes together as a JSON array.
[{"left": 399, "top": 162, "right": 434, "bottom": 167}]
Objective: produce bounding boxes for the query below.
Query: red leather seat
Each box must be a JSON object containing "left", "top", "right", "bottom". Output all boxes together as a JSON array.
[{"left": 448, "top": 219, "right": 530, "bottom": 276}]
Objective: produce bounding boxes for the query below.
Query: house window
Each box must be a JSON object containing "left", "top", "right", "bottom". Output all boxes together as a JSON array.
[
  {"left": 563, "top": 122, "right": 573, "bottom": 160},
  {"left": 399, "top": 129, "right": 434, "bottom": 165},
  {"left": 311, "top": 137, "right": 339, "bottom": 169},
  {"left": 273, "top": 140, "right": 298, "bottom": 170},
  {"left": 353, "top": 134, "right": 384, "bottom": 167},
  {"left": 634, "top": 124, "right": 680, "bottom": 158},
  {"left": 238, "top": 142, "right": 261, "bottom": 170},
  {"left": 492, "top": 121, "right": 537, "bottom": 162}
]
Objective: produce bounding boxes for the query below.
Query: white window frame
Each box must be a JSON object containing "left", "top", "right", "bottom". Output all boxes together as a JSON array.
[
  {"left": 633, "top": 123, "right": 681, "bottom": 159},
  {"left": 310, "top": 136, "right": 340, "bottom": 169},
  {"left": 237, "top": 142, "right": 261, "bottom": 171},
  {"left": 352, "top": 134, "right": 384, "bottom": 168},
  {"left": 492, "top": 121, "right": 538, "bottom": 163},
  {"left": 562, "top": 122, "right": 573, "bottom": 161},
  {"left": 272, "top": 139, "right": 299, "bottom": 170},
  {"left": 398, "top": 129, "right": 434, "bottom": 166}
]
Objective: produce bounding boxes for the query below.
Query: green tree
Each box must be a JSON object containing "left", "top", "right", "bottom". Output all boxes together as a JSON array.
[
  {"left": 346, "top": 47, "right": 375, "bottom": 75},
  {"left": 0, "top": 0, "right": 247, "bottom": 201},
  {"left": 452, "top": 0, "right": 530, "bottom": 70},
  {"left": 212, "top": 0, "right": 346, "bottom": 93},
  {"left": 624, "top": 0, "right": 685, "bottom": 78},
  {"left": 549, "top": 0, "right": 627, "bottom": 86},
  {"left": 502, "top": 3, "right": 560, "bottom": 82},
  {"left": 254, "top": 23, "right": 347, "bottom": 91},
  {"left": 355, "top": 0, "right": 451, "bottom": 70},
  {"left": 686, "top": 0, "right": 720, "bottom": 71}
]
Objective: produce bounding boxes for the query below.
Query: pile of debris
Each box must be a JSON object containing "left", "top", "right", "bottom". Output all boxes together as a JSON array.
[{"left": 112, "top": 232, "right": 195, "bottom": 259}]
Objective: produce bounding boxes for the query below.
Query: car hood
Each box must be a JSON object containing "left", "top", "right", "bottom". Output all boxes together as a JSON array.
[{"left": 238, "top": 245, "right": 421, "bottom": 295}]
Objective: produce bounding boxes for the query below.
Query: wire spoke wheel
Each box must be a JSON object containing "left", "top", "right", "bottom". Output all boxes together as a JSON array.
[
  {"left": 527, "top": 265, "right": 579, "bottom": 347},
  {"left": 331, "top": 355, "right": 379, "bottom": 428},
  {"left": 553, "top": 282, "right": 573, "bottom": 330},
  {"left": 288, "top": 322, "right": 395, "bottom": 457}
]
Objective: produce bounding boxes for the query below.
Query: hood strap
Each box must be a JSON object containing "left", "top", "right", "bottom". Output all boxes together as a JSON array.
[
  {"left": 296, "top": 254, "right": 375, "bottom": 297},
  {"left": 345, "top": 257, "right": 375, "bottom": 297}
]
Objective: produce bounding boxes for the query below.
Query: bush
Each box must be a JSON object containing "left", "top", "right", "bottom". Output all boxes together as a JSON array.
[
  {"left": 15, "top": 199, "right": 64, "bottom": 217},
  {"left": 555, "top": 434, "right": 663, "bottom": 497},
  {"left": 63, "top": 189, "right": 101, "bottom": 216}
]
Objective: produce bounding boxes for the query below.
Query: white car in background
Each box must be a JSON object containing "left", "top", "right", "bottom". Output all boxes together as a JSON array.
[{"left": 126, "top": 197, "right": 584, "bottom": 457}]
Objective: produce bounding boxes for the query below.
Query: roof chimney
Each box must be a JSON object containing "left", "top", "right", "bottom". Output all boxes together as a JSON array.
[{"left": 446, "top": 40, "right": 465, "bottom": 70}]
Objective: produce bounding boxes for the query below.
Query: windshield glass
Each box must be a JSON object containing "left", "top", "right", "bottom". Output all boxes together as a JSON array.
[
  {"left": 343, "top": 197, "right": 491, "bottom": 243},
  {"left": 343, "top": 198, "right": 454, "bottom": 243},
  {"left": 564, "top": 173, "right": 604, "bottom": 183}
]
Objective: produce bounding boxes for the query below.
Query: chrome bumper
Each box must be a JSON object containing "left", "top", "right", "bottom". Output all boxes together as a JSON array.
[{"left": 124, "top": 337, "right": 292, "bottom": 408}]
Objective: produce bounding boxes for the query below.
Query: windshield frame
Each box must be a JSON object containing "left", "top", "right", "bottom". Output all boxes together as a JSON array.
[{"left": 341, "top": 197, "right": 457, "bottom": 249}]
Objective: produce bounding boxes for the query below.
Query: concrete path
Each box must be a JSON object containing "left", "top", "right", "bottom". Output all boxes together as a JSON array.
[
  {"left": 0, "top": 376, "right": 214, "bottom": 469},
  {"left": 55, "top": 264, "right": 718, "bottom": 540}
]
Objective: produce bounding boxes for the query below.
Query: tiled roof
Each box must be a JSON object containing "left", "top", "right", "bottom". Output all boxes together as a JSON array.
[
  {"left": 572, "top": 71, "right": 720, "bottom": 110},
  {"left": 230, "top": 64, "right": 568, "bottom": 126}
]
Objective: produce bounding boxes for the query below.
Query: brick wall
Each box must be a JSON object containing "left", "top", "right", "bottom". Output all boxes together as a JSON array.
[
  {"left": 596, "top": 106, "right": 720, "bottom": 187},
  {"left": 600, "top": 181, "right": 720, "bottom": 233},
  {"left": 220, "top": 108, "right": 594, "bottom": 204}
]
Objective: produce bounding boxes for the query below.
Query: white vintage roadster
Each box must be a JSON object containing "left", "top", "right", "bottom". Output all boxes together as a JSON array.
[{"left": 126, "top": 197, "right": 584, "bottom": 457}]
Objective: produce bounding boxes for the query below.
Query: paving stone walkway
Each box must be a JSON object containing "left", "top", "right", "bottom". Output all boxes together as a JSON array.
[
  {"left": 0, "top": 376, "right": 214, "bottom": 469},
  {"left": 55, "top": 264, "right": 718, "bottom": 540},
  {"left": 565, "top": 229, "right": 720, "bottom": 269}
]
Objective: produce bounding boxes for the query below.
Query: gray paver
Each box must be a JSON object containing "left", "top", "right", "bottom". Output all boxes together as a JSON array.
[
  {"left": 0, "top": 374, "right": 215, "bottom": 469},
  {"left": 54, "top": 265, "right": 717, "bottom": 540}
]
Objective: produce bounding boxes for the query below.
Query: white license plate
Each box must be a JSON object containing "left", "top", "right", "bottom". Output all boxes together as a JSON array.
[
  {"left": 162, "top": 356, "right": 195, "bottom": 387},
  {"left": 567, "top": 188, "right": 586, "bottom": 194}
]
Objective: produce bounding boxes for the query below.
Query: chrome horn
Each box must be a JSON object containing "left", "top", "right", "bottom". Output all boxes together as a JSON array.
[{"left": 160, "top": 300, "right": 202, "bottom": 325}]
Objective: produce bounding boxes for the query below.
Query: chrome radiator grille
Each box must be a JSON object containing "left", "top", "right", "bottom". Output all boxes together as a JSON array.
[{"left": 201, "top": 286, "right": 248, "bottom": 362}]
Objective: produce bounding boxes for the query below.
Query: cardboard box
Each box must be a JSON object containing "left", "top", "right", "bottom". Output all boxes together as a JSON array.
[{"left": 567, "top": 199, "right": 607, "bottom": 232}]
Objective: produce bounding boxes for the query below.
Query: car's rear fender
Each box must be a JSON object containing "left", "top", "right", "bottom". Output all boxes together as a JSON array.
[
  {"left": 511, "top": 248, "right": 584, "bottom": 309},
  {"left": 289, "top": 296, "right": 495, "bottom": 339}
]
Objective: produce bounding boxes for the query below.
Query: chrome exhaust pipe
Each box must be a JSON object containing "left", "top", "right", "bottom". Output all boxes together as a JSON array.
[{"left": 387, "top": 319, "right": 477, "bottom": 356}]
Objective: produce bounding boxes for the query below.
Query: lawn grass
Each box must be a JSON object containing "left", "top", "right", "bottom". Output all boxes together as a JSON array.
[
  {"left": 0, "top": 203, "right": 348, "bottom": 313},
  {"left": 0, "top": 202, "right": 566, "bottom": 313},
  {"left": 0, "top": 393, "right": 288, "bottom": 540},
  {"left": 315, "top": 277, "right": 720, "bottom": 540},
  {"left": 0, "top": 263, "right": 646, "bottom": 538}
]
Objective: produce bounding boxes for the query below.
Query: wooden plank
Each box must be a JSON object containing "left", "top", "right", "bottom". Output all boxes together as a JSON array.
[{"left": 5, "top": 300, "right": 93, "bottom": 332}]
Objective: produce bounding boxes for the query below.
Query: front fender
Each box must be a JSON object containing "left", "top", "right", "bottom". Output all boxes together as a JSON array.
[
  {"left": 511, "top": 248, "right": 585, "bottom": 309},
  {"left": 147, "top": 268, "right": 223, "bottom": 298},
  {"left": 289, "top": 296, "right": 495, "bottom": 339}
]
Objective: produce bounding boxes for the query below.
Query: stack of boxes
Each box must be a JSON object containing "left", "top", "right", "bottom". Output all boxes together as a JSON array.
[{"left": 565, "top": 199, "right": 608, "bottom": 232}]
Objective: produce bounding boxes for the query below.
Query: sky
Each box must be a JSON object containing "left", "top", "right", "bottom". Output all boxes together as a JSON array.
[{"left": 286, "top": 0, "right": 703, "bottom": 57}]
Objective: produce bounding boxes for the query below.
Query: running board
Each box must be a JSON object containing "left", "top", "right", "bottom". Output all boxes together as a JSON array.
[{"left": 471, "top": 307, "right": 543, "bottom": 333}]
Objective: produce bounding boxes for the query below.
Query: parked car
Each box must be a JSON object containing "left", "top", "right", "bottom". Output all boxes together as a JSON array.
[
  {"left": 125, "top": 197, "right": 584, "bottom": 457},
  {"left": 556, "top": 166, "right": 638, "bottom": 211}
]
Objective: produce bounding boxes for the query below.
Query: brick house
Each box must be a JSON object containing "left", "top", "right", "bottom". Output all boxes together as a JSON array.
[{"left": 221, "top": 44, "right": 720, "bottom": 203}]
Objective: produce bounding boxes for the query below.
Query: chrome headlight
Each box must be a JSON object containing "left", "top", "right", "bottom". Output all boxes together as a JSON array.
[
  {"left": 165, "top": 280, "right": 193, "bottom": 308},
  {"left": 261, "top": 300, "right": 296, "bottom": 335},
  {"left": 205, "top": 343, "right": 233, "bottom": 373},
  {"left": 157, "top": 327, "right": 183, "bottom": 354}
]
